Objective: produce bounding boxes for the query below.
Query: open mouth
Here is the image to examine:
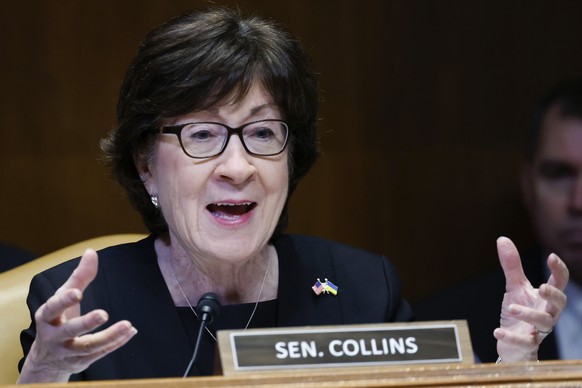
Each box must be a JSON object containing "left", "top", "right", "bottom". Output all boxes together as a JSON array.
[{"left": 206, "top": 202, "right": 257, "bottom": 220}]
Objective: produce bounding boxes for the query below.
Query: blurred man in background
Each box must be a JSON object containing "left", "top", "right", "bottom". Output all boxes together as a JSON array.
[{"left": 414, "top": 78, "right": 582, "bottom": 362}]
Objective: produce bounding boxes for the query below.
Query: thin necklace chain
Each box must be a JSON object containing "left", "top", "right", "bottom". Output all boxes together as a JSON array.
[{"left": 168, "top": 253, "right": 270, "bottom": 342}]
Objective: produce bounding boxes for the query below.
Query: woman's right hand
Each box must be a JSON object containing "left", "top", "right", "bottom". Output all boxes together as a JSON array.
[{"left": 17, "top": 249, "right": 138, "bottom": 383}]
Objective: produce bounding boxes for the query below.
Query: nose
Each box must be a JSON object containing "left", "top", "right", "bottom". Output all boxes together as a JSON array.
[
  {"left": 213, "top": 135, "right": 256, "bottom": 185},
  {"left": 570, "top": 175, "right": 582, "bottom": 213}
]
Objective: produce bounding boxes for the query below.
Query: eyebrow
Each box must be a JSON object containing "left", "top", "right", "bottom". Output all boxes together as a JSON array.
[
  {"left": 539, "top": 159, "right": 576, "bottom": 168},
  {"left": 538, "top": 160, "right": 578, "bottom": 175},
  {"left": 206, "top": 103, "right": 277, "bottom": 116},
  {"left": 250, "top": 103, "right": 277, "bottom": 114}
]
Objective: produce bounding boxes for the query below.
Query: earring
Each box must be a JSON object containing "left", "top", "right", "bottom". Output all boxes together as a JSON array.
[{"left": 150, "top": 194, "right": 159, "bottom": 208}]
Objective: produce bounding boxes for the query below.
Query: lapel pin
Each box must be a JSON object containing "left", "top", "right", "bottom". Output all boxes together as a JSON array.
[{"left": 312, "top": 278, "right": 338, "bottom": 296}]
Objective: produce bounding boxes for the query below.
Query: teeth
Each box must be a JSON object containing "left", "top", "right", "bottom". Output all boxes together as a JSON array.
[
  {"left": 214, "top": 213, "right": 241, "bottom": 220},
  {"left": 214, "top": 202, "right": 253, "bottom": 206}
]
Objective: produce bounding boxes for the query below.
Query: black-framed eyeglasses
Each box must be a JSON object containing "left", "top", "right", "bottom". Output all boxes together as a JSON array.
[{"left": 160, "top": 119, "right": 289, "bottom": 159}]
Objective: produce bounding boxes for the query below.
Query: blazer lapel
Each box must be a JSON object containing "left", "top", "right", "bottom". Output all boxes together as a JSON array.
[
  {"left": 275, "top": 235, "right": 343, "bottom": 327},
  {"left": 102, "top": 237, "right": 194, "bottom": 378}
]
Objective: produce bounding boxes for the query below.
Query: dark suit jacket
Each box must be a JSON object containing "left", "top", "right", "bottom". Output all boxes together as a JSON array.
[
  {"left": 413, "top": 249, "right": 558, "bottom": 363},
  {"left": 20, "top": 234, "right": 412, "bottom": 380},
  {"left": 0, "top": 243, "right": 35, "bottom": 272}
]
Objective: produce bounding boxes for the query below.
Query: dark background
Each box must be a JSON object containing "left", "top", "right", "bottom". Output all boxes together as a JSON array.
[{"left": 2, "top": 0, "right": 582, "bottom": 302}]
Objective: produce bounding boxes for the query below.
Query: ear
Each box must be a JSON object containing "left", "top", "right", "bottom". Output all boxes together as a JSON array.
[
  {"left": 519, "top": 159, "right": 535, "bottom": 212},
  {"left": 135, "top": 155, "right": 157, "bottom": 195}
]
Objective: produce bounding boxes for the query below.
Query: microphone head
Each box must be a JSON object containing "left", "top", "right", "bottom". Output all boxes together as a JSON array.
[{"left": 196, "top": 292, "right": 221, "bottom": 324}]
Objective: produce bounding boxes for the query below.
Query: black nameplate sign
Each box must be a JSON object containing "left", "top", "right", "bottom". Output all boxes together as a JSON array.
[{"left": 217, "top": 321, "right": 472, "bottom": 374}]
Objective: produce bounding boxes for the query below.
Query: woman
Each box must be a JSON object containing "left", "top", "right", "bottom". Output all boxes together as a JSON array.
[{"left": 17, "top": 7, "right": 568, "bottom": 383}]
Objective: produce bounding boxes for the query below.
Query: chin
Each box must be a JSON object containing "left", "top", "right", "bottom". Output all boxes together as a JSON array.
[{"left": 212, "top": 237, "right": 265, "bottom": 261}]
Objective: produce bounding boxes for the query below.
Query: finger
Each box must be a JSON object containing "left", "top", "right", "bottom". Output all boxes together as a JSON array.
[
  {"left": 57, "top": 321, "right": 138, "bottom": 376},
  {"left": 60, "top": 310, "right": 109, "bottom": 339},
  {"left": 494, "top": 328, "right": 538, "bottom": 362},
  {"left": 505, "top": 304, "right": 554, "bottom": 334},
  {"left": 539, "top": 283, "right": 567, "bottom": 317},
  {"left": 494, "top": 327, "right": 537, "bottom": 345},
  {"left": 497, "top": 237, "right": 528, "bottom": 289},
  {"left": 59, "top": 249, "right": 99, "bottom": 294},
  {"left": 68, "top": 321, "right": 137, "bottom": 357},
  {"left": 37, "top": 288, "right": 83, "bottom": 325},
  {"left": 546, "top": 253, "right": 569, "bottom": 291}
]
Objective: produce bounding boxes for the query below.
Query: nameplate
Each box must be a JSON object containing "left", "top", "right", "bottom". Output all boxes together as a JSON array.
[{"left": 217, "top": 320, "right": 473, "bottom": 374}]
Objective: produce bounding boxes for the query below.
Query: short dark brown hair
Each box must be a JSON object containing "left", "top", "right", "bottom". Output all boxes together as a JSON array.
[
  {"left": 527, "top": 77, "right": 582, "bottom": 160},
  {"left": 101, "top": 7, "right": 319, "bottom": 236}
]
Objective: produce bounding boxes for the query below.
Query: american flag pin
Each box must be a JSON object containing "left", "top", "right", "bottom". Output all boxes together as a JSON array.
[{"left": 312, "top": 278, "right": 338, "bottom": 296}]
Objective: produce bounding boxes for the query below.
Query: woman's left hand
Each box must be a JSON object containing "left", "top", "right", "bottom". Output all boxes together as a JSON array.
[{"left": 494, "top": 237, "right": 569, "bottom": 362}]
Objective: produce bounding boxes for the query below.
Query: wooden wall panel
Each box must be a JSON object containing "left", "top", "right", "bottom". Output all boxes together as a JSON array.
[{"left": 2, "top": 0, "right": 582, "bottom": 302}]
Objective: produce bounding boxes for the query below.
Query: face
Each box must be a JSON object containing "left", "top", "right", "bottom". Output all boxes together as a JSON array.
[
  {"left": 521, "top": 105, "right": 582, "bottom": 283},
  {"left": 140, "top": 83, "right": 289, "bottom": 265}
]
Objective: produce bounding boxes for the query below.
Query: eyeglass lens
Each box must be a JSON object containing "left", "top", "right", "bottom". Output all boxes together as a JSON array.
[{"left": 180, "top": 120, "right": 288, "bottom": 157}]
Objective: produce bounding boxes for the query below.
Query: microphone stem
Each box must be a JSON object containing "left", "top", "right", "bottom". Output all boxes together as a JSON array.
[{"left": 183, "top": 318, "right": 207, "bottom": 377}]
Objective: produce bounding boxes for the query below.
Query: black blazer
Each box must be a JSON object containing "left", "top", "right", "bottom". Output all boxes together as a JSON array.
[
  {"left": 0, "top": 243, "right": 35, "bottom": 272},
  {"left": 20, "top": 234, "right": 412, "bottom": 380}
]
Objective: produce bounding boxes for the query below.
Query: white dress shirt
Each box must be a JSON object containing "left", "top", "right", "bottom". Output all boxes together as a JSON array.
[{"left": 554, "top": 279, "right": 582, "bottom": 360}]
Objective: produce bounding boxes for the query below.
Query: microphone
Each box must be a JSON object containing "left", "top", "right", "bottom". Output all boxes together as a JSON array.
[
  {"left": 183, "top": 292, "right": 221, "bottom": 377},
  {"left": 197, "top": 292, "right": 221, "bottom": 325}
]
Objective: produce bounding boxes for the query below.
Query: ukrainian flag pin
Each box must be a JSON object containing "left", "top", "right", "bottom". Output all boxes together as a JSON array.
[{"left": 312, "top": 278, "right": 338, "bottom": 296}]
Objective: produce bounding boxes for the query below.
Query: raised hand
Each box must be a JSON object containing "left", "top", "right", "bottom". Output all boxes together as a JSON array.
[
  {"left": 17, "top": 249, "right": 138, "bottom": 383},
  {"left": 493, "top": 237, "right": 568, "bottom": 362}
]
